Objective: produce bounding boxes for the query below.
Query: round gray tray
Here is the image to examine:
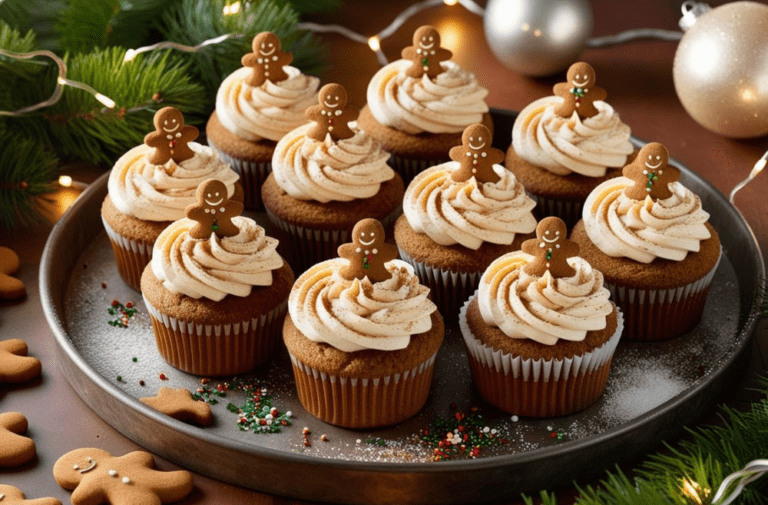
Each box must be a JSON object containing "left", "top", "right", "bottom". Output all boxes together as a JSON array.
[{"left": 41, "top": 109, "right": 764, "bottom": 504}]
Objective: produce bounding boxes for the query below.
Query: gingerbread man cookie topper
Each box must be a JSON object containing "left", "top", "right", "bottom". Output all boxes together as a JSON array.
[
  {"left": 140, "top": 388, "right": 213, "bottom": 427},
  {"left": 185, "top": 179, "right": 243, "bottom": 240},
  {"left": 0, "top": 484, "right": 62, "bottom": 505},
  {"left": 623, "top": 142, "right": 680, "bottom": 201},
  {"left": 552, "top": 62, "right": 607, "bottom": 119},
  {"left": 0, "top": 246, "right": 26, "bottom": 300},
  {"left": 53, "top": 448, "right": 193, "bottom": 505},
  {"left": 144, "top": 107, "right": 199, "bottom": 165},
  {"left": 0, "top": 412, "right": 36, "bottom": 468},
  {"left": 401, "top": 25, "right": 452, "bottom": 80},
  {"left": 0, "top": 338, "right": 42, "bottom": 385},
  {"left": 305, "top": 83, "right": 358, "bottom": 142},
  {"left": 338, "top": 219, "right": 399, "bottom": 283},
  {"left": 449, "top": 124, "right": 505, "bottom": 183},
  {"left": 241, "top": 32, "right": 293, "bottom": 87},
  {"left": 521, "top": 217, "right": 580, "bottom": 278}
]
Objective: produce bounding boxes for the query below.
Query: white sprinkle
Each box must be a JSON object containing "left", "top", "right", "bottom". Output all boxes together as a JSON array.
[
  {"left": 511, "top": 416, "right": 519, "bottom": 422},
  {"left": 356, "top": 439, "right": 362, "bottom": 444}
]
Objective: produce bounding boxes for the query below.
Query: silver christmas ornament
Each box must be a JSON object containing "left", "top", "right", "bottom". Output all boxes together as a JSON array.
[{"left": 483, "top": 0, "right": 593, "bottom": 77}]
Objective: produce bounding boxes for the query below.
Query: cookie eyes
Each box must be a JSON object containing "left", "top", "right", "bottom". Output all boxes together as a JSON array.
[
  {"left": 544, "top": 230, "right": 561, "bottom": 237},
  {"left": 647, "top": 155, "right": 661, "bottom": 160}
]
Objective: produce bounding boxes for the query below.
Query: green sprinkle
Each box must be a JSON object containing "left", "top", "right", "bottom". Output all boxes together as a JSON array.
[
  {"left": 116, "top": 376, "right": 122, "bottom": 381},
  {"left": 132, "top": 357, "right": 137, "bottom": 362}
]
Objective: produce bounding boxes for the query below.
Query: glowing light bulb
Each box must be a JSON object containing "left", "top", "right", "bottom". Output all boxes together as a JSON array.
[
  {"left": 57, "top": 77, "right": 67, "bottom": 85},
  {"left": 95, "top": 94, "right": 116, "bottom": 109},
  {"left": 59, "top": 175, "right": 73, "bottom": 187},
  {"left": 368, "top": 36, "right": 381, "bottom": 52},
  {"left": 444, "top": 0, "right": 458, "bottom": 5},
  {"left": 124, "top": 49, "right": 136, "bottom": 62},
  {"left": 223, "top": 2, "right": 240, "bottom": 15}
]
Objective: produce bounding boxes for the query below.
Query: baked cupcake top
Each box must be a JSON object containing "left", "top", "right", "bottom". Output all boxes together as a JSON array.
[
  {"left": 366, "top": 25, "right": 489, "bottom": 135},
  {"left": 109, "top": 107, "right": 239, "bottom": 222},
  {"left": 150, "top": 179, "right": 283, "bottom": 301},
  {"left": 289, "top": 219, "right": 437, "bottom": 352},
  {"left": 582, "top": 142, "right": 712, "bottom": 263},
  {"left": 403, "top": 124, "right": 536, "bottom": 250},
  {"left": 478, "top": 217, "right": 613, "bottom": 346},
  {"left": 511, "top": 62, "right": 633, "bottom": 178},
  {"left": 215, "top": 32, "right": 320, "bottom": 142},
  {"left": 272, "top": 83, "right": 394, "bottom": 202}
]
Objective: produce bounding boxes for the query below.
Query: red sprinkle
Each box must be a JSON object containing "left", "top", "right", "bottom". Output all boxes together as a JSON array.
[
  {"left": 111, "top": 300, "right": 119, "bottom": 307},
  {"left": 138, "top": 380, "right": 145, "bottom": 386},
  {"left": 159, "top": 373, "right": 168, "bottom": 380},
  {"left": 101, "top": 282, "right": 107, "bottom": 288},
  {"left": 200, "top": 378, "right": 210, "bottom": 385},
  {"left": 125, "top": 302, "right": 134, "bottom": 308},
  {"left": 550, "top": 432, "right": 557, "bottom": 438}
]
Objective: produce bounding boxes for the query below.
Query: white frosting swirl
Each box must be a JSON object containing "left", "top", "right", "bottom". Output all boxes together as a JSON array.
[
  {"left": 108, "top": 143, "right": 239, "bottom": 222},
  {"left": 150, "top": 216, "right": 283, "bottom": 301},
  {"left": 366, "top": 59, "right": 489, "bottom": 134},
  {"left": 583, "top": 177, "right": 712, "bottom": 263},
  {"left": 478, "top": 252, "right": 613, "bottom": 346},
  {"left": 215, "top": 66, "right": 320, "bottom": 142},
  {"left": 403, "top": 163, "right": 537, "bottom": 250},
  {"left": 272, "top": 122, "right": 394, "bottom": 202},
  {"left": 289, "top": 258, "right": 436, "bottom": 352},
  {"left": 512, "top": 96, "right": 633, "bottom": 177}
]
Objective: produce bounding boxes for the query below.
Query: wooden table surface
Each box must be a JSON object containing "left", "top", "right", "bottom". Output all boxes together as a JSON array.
[{"left": 2, "top": 0, "right": 767, "bottom": 503}]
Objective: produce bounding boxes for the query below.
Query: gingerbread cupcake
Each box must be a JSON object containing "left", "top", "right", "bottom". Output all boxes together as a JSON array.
[
  {"left": 262, "top": 83, "right": 404, "bottom": 273},
  {"left": 358, "top": 25, "right": 493, "bottom": 183},
  {"left": 141, "top": 179, "right": 293, "bottom": 376},
  {"left": 102, "top": 107, "right": 241, "bottom": 291},
  {"left": 394, "top": 123, "right": 537, "bottom": 320},
  {"left": 207, "top": 32, "right": 320, "bottom": 209},
  {"left": 461, "top": 217, "right": 623, "bottom": 417},
  {"left": 283, "top": 219, "right": 443, "bottom": 428},
  {"left": 506, "top": 62, "right": 634, "bottom": 227},
  {"left": 571, "top": 142, "right": 721, "bottom": 341}
]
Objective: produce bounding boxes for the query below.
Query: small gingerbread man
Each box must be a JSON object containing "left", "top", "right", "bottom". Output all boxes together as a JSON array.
[
  {"left": 338, "top": 219, "right": 399, "bottom": 283},
  {"left": 0, "top": 246, "right": 26, "bottom": 300},
  {"left": 449, "top": 124, "right": 504, "bottom": 183},
  {"left": 144, "top": 106, "right": 199, "bottom": 165},
  {"left": 522, "top": 217, "right": 580, "bottom": 278},
  {"left": 552, "top": 62, "right": 607, "bottom": 119},
  {"left": 401, "top": 25, "right": 452, "bottom": 80},
  {"left": 241, "top": 32, "right": 293, "bottom": 87},
  {"left": 185, "top": 179, "right": 243, "bottom": 240},
  {"left": 623, "top": 142, "right": 680, "bottom": 201},
  {"left": 0, "top": 484, "right": 61, "bottom": 505},
  {"left": 140, "top": 388, "right": 212, "bottom": 427},
  {"left": 305, "top": 83, "right": 358, "bottom": 142},
  {"left": 0, "top": 338, "right": 42, "bottom": 385},
  {"left": 0, "top": 412, "right": 36, "bottom": 468},
  {"left": 53, "top": 448, "right": 193, "bottom": 505}
]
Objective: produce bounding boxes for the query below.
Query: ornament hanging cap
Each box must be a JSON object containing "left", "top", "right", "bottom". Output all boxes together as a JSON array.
[{"left": 679, "top": 1, "right": 712, "bottom": 31}]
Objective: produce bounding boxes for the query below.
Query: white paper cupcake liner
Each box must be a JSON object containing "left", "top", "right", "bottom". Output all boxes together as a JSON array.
[
  {"left": 389, "top": 154, "right": 450, "bottom": 185},
  {"left": 102, "top": 215, "right": 153, "bottom": 291},
  {"left": 208, "top": 139, "right": 271, "bottom": 211},
  {"left": 288, "top": 351, "right": 438, "bottom": 428}
]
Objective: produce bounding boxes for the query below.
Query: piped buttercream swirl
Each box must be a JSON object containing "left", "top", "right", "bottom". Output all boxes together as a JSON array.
[{"left": 289, "top": 258, "right": 436, "bottom": 352}]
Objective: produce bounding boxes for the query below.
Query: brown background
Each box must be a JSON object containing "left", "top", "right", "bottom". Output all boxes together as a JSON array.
[{"left": 2, "top": 0, "right": 767, "bottom": 503}]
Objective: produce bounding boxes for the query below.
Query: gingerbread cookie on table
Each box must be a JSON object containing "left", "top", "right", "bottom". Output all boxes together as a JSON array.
[
  {"left": 449, "top": 123, "right": 504, "bottom": 183},
  {"left": 0, "top": 338, "right": 42, "bottom": 385},
  {"left": 0, "top": 485, "right": 61, "bottom": 505},
  {"left": 338, "top": 219, "right": 398, "bottom": 283},
  {"left": 623, "top": 142, "right": 680, "bottom": 201},
  {"left": 522, "top": 217, "right": 579, "bottom": 278},
  {"left": 144, "top": 107, "right": 199, "bottom": 165},
  {"left": 305, "top": 83, "right": 357, "bottom": 142},
  {"left": 185, "top": 179, "right": 243, "bottom": 240},
  {"left": 0, "top": 412, "right": 36, "bottom": 468},
  {"left": 140, "top": 388, "right": 212, "bottom": 427},
  {"left": 53, "top": 448, "right": 193, "bottom": 505},
  {"left": 553, "top": 62, "right": 606, "bottom": 119},
  {"left": 241, "top": 31, "right": 293, "bottom": 87},
  {"left": 401, "top": 25, "right": 452, "bottom": 80},
  {"left": 0, "top": 246, "right": 26, "bottom": 300}
]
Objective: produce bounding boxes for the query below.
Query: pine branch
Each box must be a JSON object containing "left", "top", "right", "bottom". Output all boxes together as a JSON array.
[
  {"left": 0, "top": 0, "right": 29, "bottom": 29},
  {"left": 56, "top": 0, "right": 121, "bottom": 54},
  {"left": 273, "top": 0, "right": 341, "bottom": 14},
  {"left": 0, "top": 21, "right": 39, "bottom": 79},
  {"left": 108, "top": 0, "right": 182, "bottom": 49}
]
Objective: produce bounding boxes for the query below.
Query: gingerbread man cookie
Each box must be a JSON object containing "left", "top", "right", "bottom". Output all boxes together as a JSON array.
[
  {"left": 144, "top": 107, "right": 199, "bottom": 165},
  {"left": 0, "top": 485, "right": 61, "bottom": 505},
  {"left": 0, "top": 412, "right": 36, "bottom": 468},
  {"left": 522, "top": 217, "right": 580, "bottom": 278},
  {"left": 623, "top": 142, "right": 680, "bottom": 201},
  {"left": 401, "top": 25, "right": 452, "bottom": 80},
  {"left": 0, "top": 246, "right": 26, "bottom": 300},
  {"left": 552, "top": 62, "right": 607, "bottom": 119},
  {"left": 140, "top": 388, "right": 212, "bottom": 427},
  {"left": 0, "top": 338, "right": 42, "bottom": 385},
  {"left": 54, "top": 448, "right": 193, "bottom": 505},
  {"left": 241, "top": 32, "right": 293, "bottom": 87},
  {"left": 338, "top": 219, "right": 399, "bottom": 283},
  {"left": 449, "top": 124, "right": 504, "bottom": 183},
  {"left": 185, "top": 179, "right": 243, "bottom": 240},
  {"left": 305, "top": 83, "right": 358, "bottom": 142}
]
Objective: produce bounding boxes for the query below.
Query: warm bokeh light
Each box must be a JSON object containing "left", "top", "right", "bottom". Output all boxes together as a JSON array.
[
  {"left": 681, "top": 478, "right": 710, "bottom": 505},
  {"left": 223, "top": 2, "right": 241, "bottom": 15},
  {"left": 124, "top": 49, "right": 136, "bottom": 62},
  {"left": 435, "top": 19, "right": 463, "bottom": 53},
  {"left": 95, "top": 93, "right": 115, "bottom": 108},
  {"left": 59, "top": 175, "right": 73, "bottom": 188},
  {"left": 443, "top": 0, "right": 458, "bottom": 5},
  {"left": 368, "top": 36, "right": 381, "bottom": 52}
]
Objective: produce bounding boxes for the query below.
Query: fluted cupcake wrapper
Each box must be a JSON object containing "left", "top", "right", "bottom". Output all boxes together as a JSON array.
[
  {"left": 459, "top": 296, "right": 624, "bottom": 417},
  {"left": 143, "top": 296, "right": 288, "bottom": 377},
  {"left": 605, "top": 247, "right": 722, "bottom": 341},
  {"left": 530, "top": 195, "right": 583, "bottom": 230},
  {"left": 102, "top": 215, "right": 153, "bottom": 292},
  {"left": 288, "top": 351, "right": 438, "bottom": 429},
  {"left": 208, "top": 139, "right": 271, "bottom": 211},
  {"left": 388, "top": 154, "right": 449, "bottom": 186}
]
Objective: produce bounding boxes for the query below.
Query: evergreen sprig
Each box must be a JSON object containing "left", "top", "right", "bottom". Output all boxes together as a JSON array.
[{"left": 56, "top": 0, "right": 120, "bottom": 54}]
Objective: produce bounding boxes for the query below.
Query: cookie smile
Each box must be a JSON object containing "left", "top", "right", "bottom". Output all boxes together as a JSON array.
[
  {"left": 205, "top": 198, "right": 223, "bottom": 206},
  {"left": 260, "top": 47, "right": 276, "bottom": 56},
  {"left": 323, "top": 100, "right": 339, "bottom": 108},
  {"left": 78, "top": 459, "right": 97, "bottom": 474},
  {"left": 571, "top": 79, "right": 589, "bottom": 87},
  {"left": 468, "top": 141, "right": 486, "bottom": 150},
  {"left": 542, "top": 235, "right": 560, "bottom": 244},
  {"left": 419, "top": 42, "right": 434, "bottom": 49},
  {"left": 645, "top": 161, "right": 662, "bottom": 169},
  {"left": 359, "top": 238, "right": 375, "bottom": 246},
  {"left": 162, "top": 124, "right": 180, "bottom": 133}
]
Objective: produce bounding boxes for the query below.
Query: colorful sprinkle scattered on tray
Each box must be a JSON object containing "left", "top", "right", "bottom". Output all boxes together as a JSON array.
[{"left": 421, "top": 405, "right": 508, "bottom": 461}]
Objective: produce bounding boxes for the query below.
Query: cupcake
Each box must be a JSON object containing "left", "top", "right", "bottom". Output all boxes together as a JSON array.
[
  {"left": 358, "top": 25, "right": 492, "bottom": 183},
  {"left": 102, "top": 106, "right": 241, "bottom": 291},
  {"left": 570, "top": 142, "right": 721, "bottom": 341},
  {"left": 141, "top": 179, "right": 293, "bottom": 377},
  {"left": 506, "top": 62, "right": 634, "bottom": 227},
  {"left": 394, "top": 124, "right": 537, "bottom": 320},
  {"left": 460, "top": 217, "right": 623, "bottom": 417},
  {"left": 262, "top": 83, "right": 404, "bottom": 273},
  {"left": 283, "top": 218, "right": 443, "bottom": 428},
  {"left": 206, "top": 32, "right": 320, "bottom": 209}
]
